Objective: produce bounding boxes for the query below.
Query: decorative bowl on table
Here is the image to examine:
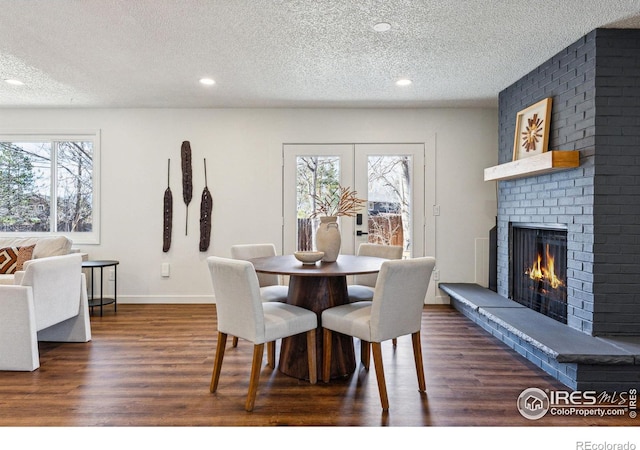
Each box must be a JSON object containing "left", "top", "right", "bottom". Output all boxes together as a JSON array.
[{"left": 294, "top": 251, "right": 324, "bottom": 265}]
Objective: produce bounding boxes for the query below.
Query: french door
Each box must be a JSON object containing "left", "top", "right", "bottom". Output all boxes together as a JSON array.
[{"left": 283, "top": 143, "right": 426, "bottom": 258}]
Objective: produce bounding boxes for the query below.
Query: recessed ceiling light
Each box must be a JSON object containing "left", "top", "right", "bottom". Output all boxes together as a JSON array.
[
  {"left": 199, "top": 78, "right": 215, "bottom": 86},
  {"left": 4, "top": 79, "right": 24, "bottom": 86},
  {"left": 396, "top": 79, "right": 412, "bottom": 86},
  {"left": 373, "top": 22, "right": 391, "bottom": 32}
]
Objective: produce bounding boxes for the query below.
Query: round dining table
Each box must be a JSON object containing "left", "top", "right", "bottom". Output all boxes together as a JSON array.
[{"left": 249, "top": 254, "right": 386, "bottom": 381}]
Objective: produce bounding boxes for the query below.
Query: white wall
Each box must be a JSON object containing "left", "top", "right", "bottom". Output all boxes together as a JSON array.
[{"left": 0, "top": 107, "right": 498, "bottom": 303}]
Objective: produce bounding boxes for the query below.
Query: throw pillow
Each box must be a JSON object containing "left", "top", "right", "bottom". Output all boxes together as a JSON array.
[
  {"left": 0, "top": 247, "right": 19, "bottom": 274},
  {"left": 16, "top": 244, "right": 36, "bottom": 271}
]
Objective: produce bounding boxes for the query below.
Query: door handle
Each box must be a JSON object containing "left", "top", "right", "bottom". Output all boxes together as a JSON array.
[{"left": 356, "top": 230, "right": 369, "bottom": 236}]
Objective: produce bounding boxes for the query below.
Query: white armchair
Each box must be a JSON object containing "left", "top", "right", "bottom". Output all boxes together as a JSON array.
[{"left": 0, "top": 253, "right": 91, "bottom": 371}]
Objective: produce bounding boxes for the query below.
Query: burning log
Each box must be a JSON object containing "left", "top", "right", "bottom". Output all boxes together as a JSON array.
[{"left": 525, "top": 244, "right": 564, "bottom": 289}]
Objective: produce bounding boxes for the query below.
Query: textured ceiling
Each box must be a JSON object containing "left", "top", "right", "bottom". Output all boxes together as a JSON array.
[{"left": 1, "top": 0, "right": 640, "bottom": 108}]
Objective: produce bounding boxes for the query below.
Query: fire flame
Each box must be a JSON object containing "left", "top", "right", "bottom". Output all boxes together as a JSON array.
[{"left": 527, "top": 244, "right": 564, "bottom": 289}]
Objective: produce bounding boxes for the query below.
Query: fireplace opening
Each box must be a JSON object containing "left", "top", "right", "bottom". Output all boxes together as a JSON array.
[{"left": 509, "top": 223, "right": 568, "bottom": 324}]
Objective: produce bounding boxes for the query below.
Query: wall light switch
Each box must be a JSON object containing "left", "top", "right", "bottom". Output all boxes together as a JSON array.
[{"left": 161, "top": 262, "right": 170, "bottom": 277}]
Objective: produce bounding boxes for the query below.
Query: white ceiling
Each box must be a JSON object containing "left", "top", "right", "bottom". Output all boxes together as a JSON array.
[{"left": 2, "top": 0, "right": 640, "bottom": 109}]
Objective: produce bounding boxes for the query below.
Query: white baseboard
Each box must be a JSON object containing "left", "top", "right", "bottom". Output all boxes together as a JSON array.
[
  {"left": 117, "top": 294, "right": 451, "bottom": 305},
  {"left": 117, "top": 295, "right": 215, "bottom": 304},
  {"left": 430, "top": 293, "right": 451, "bottom": 305}
]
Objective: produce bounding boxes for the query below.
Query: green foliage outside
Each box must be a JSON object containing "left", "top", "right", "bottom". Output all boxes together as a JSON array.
[{"left": 0, "top": 141, "right": 93, "bottom": 233}]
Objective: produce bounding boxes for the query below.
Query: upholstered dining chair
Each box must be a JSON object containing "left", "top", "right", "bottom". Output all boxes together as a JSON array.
[
  {"left": 348, "top": 243, "right": 403, "bottom": 346},
  {"left": 207, "top": 256, "right": 317, "bottom": 412},
  {"left": 231, "top": 244, "right": 289, "bottom": 302},
  {"left": 348, "top": 243, "right": 403, "bottom": 302},
  {"left": 321, "top": 256, "right": 436, "bottom": 411},
  {"left": 230, "top": 243, "right": 289, "bottom": 347}
]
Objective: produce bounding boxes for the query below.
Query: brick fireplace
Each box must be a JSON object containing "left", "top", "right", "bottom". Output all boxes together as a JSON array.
[
  {"left": 497, "top": 28, "right": 640, "bottom": 337},
  {"left": 442, "top": 28, "right": 640, "bottom": 391}
]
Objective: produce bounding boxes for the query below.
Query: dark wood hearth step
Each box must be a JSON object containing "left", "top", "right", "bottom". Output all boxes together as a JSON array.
[{"left": 439, "top": 283, "right": 640, "bottom": 366}]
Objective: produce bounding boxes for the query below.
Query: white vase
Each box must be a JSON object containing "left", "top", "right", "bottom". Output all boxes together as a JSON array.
[{"left": 315, "top": 216, "right": 341, "bottom": 262}]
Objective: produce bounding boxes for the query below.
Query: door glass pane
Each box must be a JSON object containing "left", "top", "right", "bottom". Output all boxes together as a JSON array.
[
  {"left": 0, "top": 141, "right": 52, "bottom": 232},
  {"left": 295, "top": 155, "right": 339, "bottom": 251},
  {"left": 367, "top": 155, "right": 411, "bottom": 257}
]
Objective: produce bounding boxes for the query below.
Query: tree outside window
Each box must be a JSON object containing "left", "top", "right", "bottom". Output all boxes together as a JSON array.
[
  {"left": 0, "top": 135, "right": 97, "bottom": 242},
  {"left": 295, "top": 156, "right": 340, "bottom": 250},
  {"left": 294, "top": 154, "right": 411, "bottom": 252}
]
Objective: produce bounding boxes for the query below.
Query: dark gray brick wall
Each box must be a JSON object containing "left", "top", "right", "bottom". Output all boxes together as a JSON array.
[
  {"left": 592, "top": 29, "right": 640, "bottom": 335},
  {"left": 497, "top": 29, "right": 640, "bottom": 336}
]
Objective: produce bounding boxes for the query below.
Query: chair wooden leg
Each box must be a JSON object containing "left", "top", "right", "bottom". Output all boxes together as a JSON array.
[
  {"left": 306, "top": 330, "right": 317, "bottom": 384},
  {"left": 392, "top": 338, "right": 397, "bottom": 347},
  {"left": 232, "top": 336, "right": 239, "bottom": 347},
  {"left": 371, "top": 342, "right": 389, "bottom": 411},
  {"left": 411, "top": 331, "right": 426, "bottom": 392},
  {"left": 245, "top": 343, "right": 265, "bottom": 412},
  {"left": 267, "top": 341, "right": 276, "bottom": 369},
  {"left": 360, "top": 339, "right": 370, "bottom": 370},
  {"left": 322, "top": 328, "right": 332, "bottom": 383},
  {"left": 210, "top": 332, "right": 227, "bottom": 393}
]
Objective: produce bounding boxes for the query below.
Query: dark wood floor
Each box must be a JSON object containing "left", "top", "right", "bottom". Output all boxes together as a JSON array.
[{"left": 0, "top": 304, "right": 636, "bottom": 429}]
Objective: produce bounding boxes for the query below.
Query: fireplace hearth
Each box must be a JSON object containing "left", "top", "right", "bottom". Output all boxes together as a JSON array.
[{"left": 509, "top": 223, "right": 567, "bottom": 324}]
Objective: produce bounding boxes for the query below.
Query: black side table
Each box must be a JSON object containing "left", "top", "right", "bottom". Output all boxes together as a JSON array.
[{"left": 82, "top": 260, "right": 119, "bottom": 316}]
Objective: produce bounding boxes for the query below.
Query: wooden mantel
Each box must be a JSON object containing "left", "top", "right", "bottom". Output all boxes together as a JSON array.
[{"left": 484, "top": 151, "right": 579, "bottom": 181}]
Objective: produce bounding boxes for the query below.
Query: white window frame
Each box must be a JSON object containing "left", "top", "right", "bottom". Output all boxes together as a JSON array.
[{"left": 0, "top": 129, "right": 101, "bottom": 245}]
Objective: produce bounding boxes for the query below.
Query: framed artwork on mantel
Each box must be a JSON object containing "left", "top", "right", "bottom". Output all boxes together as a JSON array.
[{"left": 512, "top": 97, "right": 552, "bottom": 161}]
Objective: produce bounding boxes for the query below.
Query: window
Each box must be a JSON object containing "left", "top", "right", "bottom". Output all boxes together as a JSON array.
[{"left": 0, "top": 131, "right": 100, "bottom": 244}]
